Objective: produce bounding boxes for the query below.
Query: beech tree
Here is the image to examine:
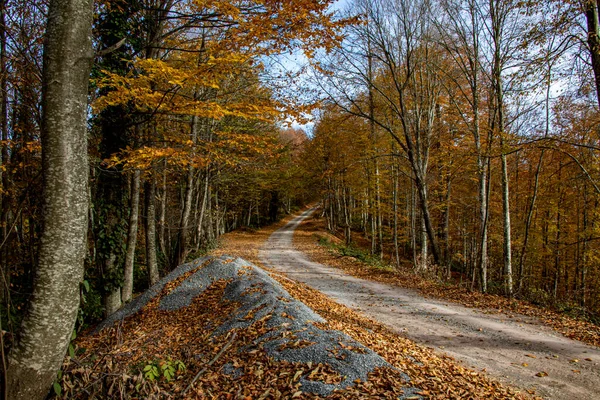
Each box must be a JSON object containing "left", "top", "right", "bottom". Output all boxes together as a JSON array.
[
  {"left": 316, "top": 0, "right": 445, "bottom": 265},
  {"left": 6, "top": 0, "right": 92, "bottom": 397}
]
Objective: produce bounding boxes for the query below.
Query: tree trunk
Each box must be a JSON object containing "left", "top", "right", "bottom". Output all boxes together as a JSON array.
[
  {"left": 174, "top": 115, "right": 198, "bottom": 267},
  {"left": 195, "top": 168, "right": 209, "bottom": 250},
  {"left": 0, "top": 0, "right": 7, "bottom": 319},
  {"left": 585, "top": 0, "right": 600, "bottom": 109},
  {"left": 145, "top": 178, "right": 159, "bottom": 285},
  {"left": 7, "top": 0, "right": 92, "bottom": 396},
  {"left": 414, "top": 173, "right": 441, "bottom": 265},
  {"left": 375, "top": 160, "right": 383, "bottom": 258},
  {"left": 158, "top": 158, "right": 167, "bottom": 255},
  {"left": 501, "top": 148, "right": 513, "bottom": 297},
  {"left": 104, "top": 253, "right": 121, "bottom": 315},
  {"left": 443, "top": 176, "right": 452, "bottom": 279},
  {"left": 392, "top": 160, "right": 400, "bottom": 267},
  {"left": 122, "top": 169, "right": 141, "bottom": 303},
  {"left": 420, "top": 213, "right": 428, "bottom": 271}
]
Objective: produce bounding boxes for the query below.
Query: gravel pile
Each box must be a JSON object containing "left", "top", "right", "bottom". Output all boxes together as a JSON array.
[
  {"left": 98, "top": 255, "right": 420, "bottom": 397},
  {"left": 96, "top": 257, "right": 210, "bottom": 332}
]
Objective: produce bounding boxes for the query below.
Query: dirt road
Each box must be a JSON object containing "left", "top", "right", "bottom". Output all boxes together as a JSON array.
[{"left": 259, "top": 208, "right": 600, "bottom": 400}]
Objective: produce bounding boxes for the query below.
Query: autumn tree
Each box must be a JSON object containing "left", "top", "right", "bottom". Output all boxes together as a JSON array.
[
  {"left": 315, "top": 0, "right": 447, "bottom": 265},
  {"left": 6, "top": 0, "right": 93, "bottom": 397}
]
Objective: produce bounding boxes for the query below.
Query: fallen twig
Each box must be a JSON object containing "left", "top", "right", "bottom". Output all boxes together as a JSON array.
[{"left": 182, "top": 332, "right": 237, "bottom": 397}]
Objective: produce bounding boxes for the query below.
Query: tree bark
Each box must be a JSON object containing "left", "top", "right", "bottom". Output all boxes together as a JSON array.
[
  {"left": 145, "top": 177, "right": 159, "bottom": 285},
  {"left": 0, "top": 0, "right": 7, "bottom": 314},
  {"left": 392, "top": 159, "right": 400, "bottom": 267},
  {"left": 122, "top": 169, "right": 141, "bottom": 303},
  {"left": 501, "top": 148, "right": 513, "bottom": 297},
  {"left": 173, "top": 115, "right": 198, "bottom": 267},
  {"left": 158, "top": 158, "right": 167, "bottom": 255},
  {"left": 7, "top": 0, "right": 92, "bottom": 396},
  {"left": 584, "top": 0, "right": 600, "bottom": 109}
]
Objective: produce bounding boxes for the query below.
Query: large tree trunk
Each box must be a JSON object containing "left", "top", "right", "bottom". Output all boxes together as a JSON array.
[
  {"left": 122, "top": 169, "right": 141, "bottom": 303},
  {"left": 6, "top": 0, "right": 92, "bottom": 396}
]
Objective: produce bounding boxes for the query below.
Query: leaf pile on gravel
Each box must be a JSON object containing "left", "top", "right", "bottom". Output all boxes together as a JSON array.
[
  {"left": 59, "top": 256, "right": 421, "bottom": 399},
  {"left": 213, "top": 213, "right": 537, "bottom": 399},
  {"left": 294, "top": 213, "right": 600, "bottom": 349},
  {"left": 272, "top": 273, "right": 537, "bottom": 400},
  {"left": 58, "top": 209, "right": 539, "bottom": 399}
]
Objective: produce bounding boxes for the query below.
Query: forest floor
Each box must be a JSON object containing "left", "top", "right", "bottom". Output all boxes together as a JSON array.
[
  {"left": 256, "top": 207, "right": 600, "bottom": 400},
  {"left": 62, "top": 207, "right": 600, "bottom": 399},
  {"left": 211, "top": 207, "right": 534, "bottom": 399}
]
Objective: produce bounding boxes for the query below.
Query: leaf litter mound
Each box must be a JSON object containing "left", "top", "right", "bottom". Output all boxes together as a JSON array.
[{"left": 61, "top": 256, "right": 423, "bottom": 399}]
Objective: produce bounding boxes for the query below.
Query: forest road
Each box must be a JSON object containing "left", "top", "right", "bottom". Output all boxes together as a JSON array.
[{"left": 259, "top": 208, "right": 600, "bottom": 400}]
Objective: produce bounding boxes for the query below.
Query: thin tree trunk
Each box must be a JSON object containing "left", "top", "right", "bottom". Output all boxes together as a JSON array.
[
  {"left": 158, "top": 157, "right": 167, "bottom": 255},
  {"left": 585, "top": 0, "right": 600, "bottom": 109},
  {"left": 414, "top": 173, "right": 441, "bottom": 265},
  {"left": 7, "top": 0, "right": 92, "bottom": 396},
  {"left": 581, "top": 187, "right": 589, "bottom": 306},
  {"left": 393, "top": 161, "right": 400, "bottom": 267},
  {"left": 444, "top": 176, "right": 452, "bottom": 279},
  {"left": 375, "top": 160, "right": 383, "bottom": 258},
  {"left": 195, "top": 168, "right": 209, "bottom": 250},
  {"left": 145, "top": 177, "right": 159, "bottom": 285},
  {"left": 104, "top": 253, "right": 121, "bottom": 315},
  {"left": 420, "top": 213, "right": 428, "bottom": 271},
  {"left": 553, "top": 161, "right": 563, "bottom": 299},
  {"left": 122, "top": 169, "right": 140, "bottom": 303},
  {"left": 410, "top": 177, "right": 417, "bottom": 269},
  {"left": 174, "top": 115, "right": 198, "bottom": 267},
  {"left": 501, "top": 148, "right": 513, "bottom": 297}
]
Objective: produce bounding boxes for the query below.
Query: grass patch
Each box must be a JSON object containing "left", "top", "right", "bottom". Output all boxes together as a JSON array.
[{"left": 317, "top": 236, "right": 394, "bottom": 272}]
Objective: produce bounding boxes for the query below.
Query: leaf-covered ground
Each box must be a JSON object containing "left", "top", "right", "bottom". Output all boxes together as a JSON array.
[
  {"left": 293, "top": 213, "right": 600, "bottom": 350},
  {"left": 58, "top": 208, "right": 535, "bottom": 399}
]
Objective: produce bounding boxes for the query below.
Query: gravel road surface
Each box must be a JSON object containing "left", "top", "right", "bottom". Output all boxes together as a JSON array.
[{"left": 259, "top": 208, "right": 600, "bottom": 400}]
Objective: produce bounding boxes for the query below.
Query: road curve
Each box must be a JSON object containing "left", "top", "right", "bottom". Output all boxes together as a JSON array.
[{"left": 259, "top": 208, "right": 600, "bottom": 400}]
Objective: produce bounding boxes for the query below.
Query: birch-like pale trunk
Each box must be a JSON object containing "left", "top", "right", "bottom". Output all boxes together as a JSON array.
[{"left": 7, "top": 0, "right": 92, "bottom": 396}]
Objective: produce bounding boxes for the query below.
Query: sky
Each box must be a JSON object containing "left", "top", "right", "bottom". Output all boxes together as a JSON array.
[{"left": 285, "top": 0, "right": 351, "bottom": 135}]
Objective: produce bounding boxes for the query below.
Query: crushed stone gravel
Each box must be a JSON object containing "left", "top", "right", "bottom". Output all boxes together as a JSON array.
[{"left": 97, "top": 255, "right": 420, "bottom": 397}]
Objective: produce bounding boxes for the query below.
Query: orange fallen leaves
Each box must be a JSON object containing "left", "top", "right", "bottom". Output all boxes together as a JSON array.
[{"left": 59, "top": 210, "right": 539, "bottom": 399}]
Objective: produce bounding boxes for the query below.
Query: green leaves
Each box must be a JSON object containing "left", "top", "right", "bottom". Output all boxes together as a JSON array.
[
  {"left": 143, "top": 364, "right": 160, "bottom": 381},
  {"left": 142, "top": 359, "right": 186, "bottom": 382}
]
